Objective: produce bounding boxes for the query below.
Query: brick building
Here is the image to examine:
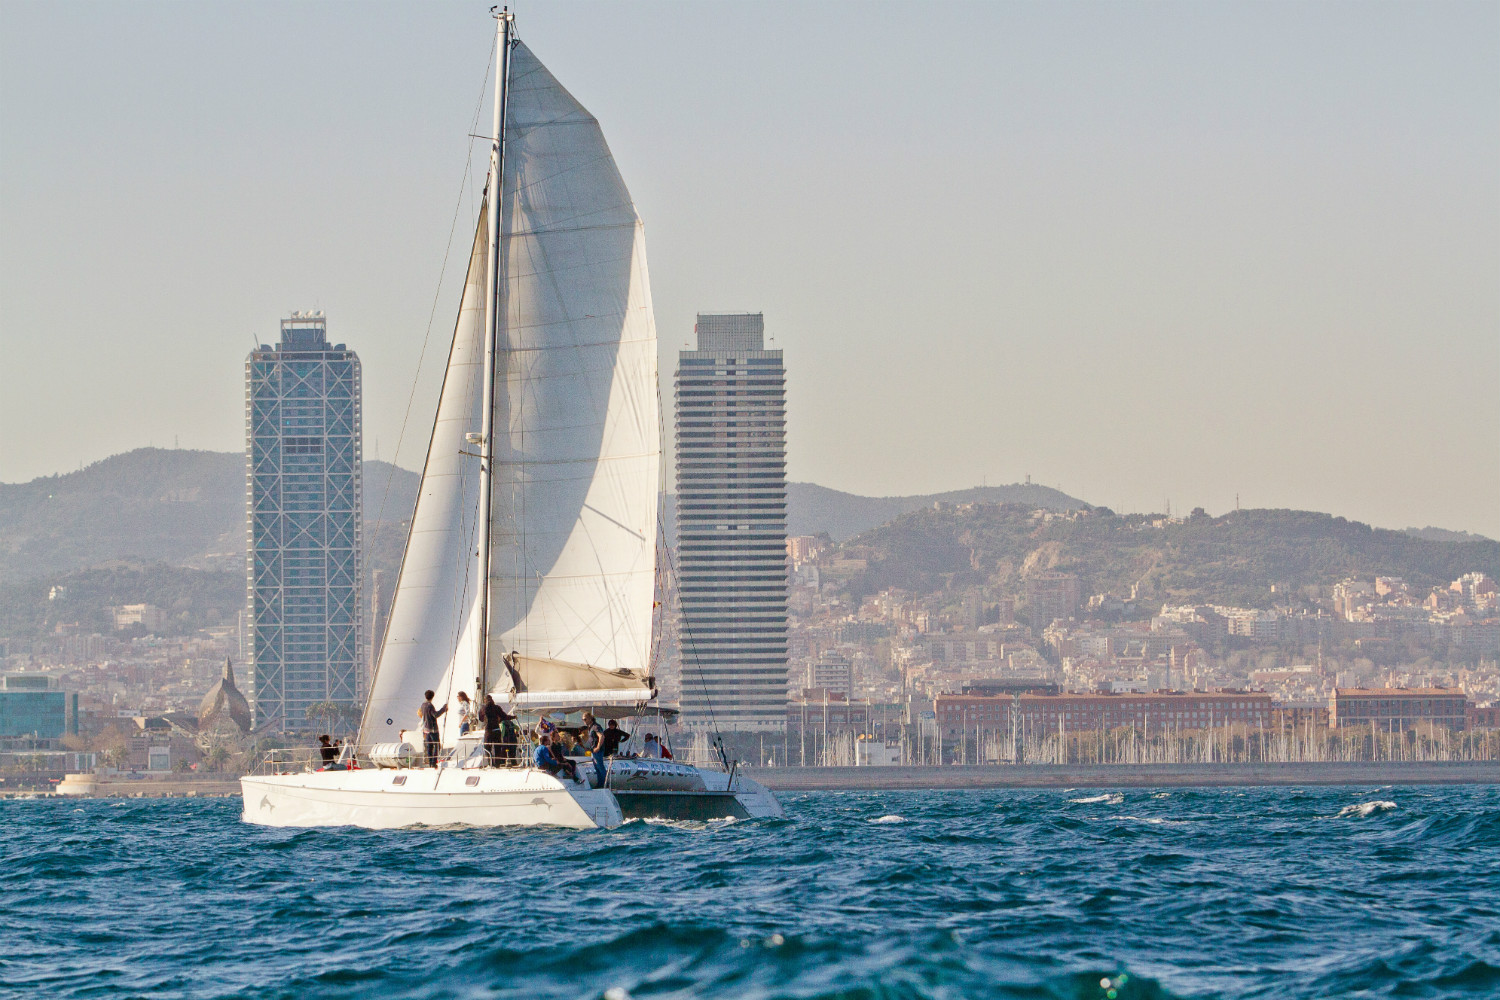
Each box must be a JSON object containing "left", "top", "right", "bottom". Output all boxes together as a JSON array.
[
  {"left": 935, "top": 689, "right": 1274, "bottom": 736},
  {"left": 1330, "top": 688, "right": 1469, "bottom": 731}
]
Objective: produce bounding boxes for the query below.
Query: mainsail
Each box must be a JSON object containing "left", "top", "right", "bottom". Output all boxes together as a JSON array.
[{"left": 363, "top": 38, "right": 659, "bottom": 744}]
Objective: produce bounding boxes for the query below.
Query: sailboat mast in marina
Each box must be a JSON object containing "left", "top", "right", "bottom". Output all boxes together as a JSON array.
[{"left": 241, "top": 8, "right": 781, "bottom": 829}]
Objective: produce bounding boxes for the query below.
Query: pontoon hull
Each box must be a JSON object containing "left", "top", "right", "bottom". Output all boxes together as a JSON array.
[{"left": 240, "top": 765, "right": 782, "bottom": 829}]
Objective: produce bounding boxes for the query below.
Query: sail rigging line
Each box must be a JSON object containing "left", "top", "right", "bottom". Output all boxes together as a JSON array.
[
  {"left": 655, "top": 512, "right": 728, "bottom": 749},
  {"left": 357, "top": 34, "right": 495, "bottom": 743},
  {"left": 362, "top": 32, "right": 497, "bottom": 707}
]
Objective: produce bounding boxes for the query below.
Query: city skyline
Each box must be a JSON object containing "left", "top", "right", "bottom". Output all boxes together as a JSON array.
[
  {"left": 245, "top": 313, "right": 364, "bottom": 731},
  {"left": 2, "top": 2, "right": 1496, "bottom": 538},
  {"left": 677, "top": 313, "right": 790, "bottom": 731}
]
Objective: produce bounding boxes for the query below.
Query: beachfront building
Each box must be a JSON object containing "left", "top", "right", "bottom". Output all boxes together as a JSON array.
[
  {"left": 935, "top": 690, "right": 1275, "bottom": 738},
  {"left": 675, "top": 313, "right": 788, "bottom": 732},
  {"left": 1330, "top": 688, "right": 1469, "bottom": 732},
  {"left": 245, "top": 312, "right": 364, "bottom": 732}
]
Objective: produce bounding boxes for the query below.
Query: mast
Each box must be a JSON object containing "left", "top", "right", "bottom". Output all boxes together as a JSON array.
[{"left": 476, "top": 6, "right": 514, "bottom": 699}]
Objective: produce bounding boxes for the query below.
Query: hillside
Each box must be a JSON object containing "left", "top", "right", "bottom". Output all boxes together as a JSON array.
[
  {"left": 836, "top": 504, "right": 1500, "bottom": 613},
  {"left": 786, "top": 482, "right": 1082, "bottom": 541},
  {"left": 0, "top": 448, "right": 419, "bottom": 582},
  {"left": 0, "top": 449, "right": 1078, "bottom": 582},
  {"left": 4, "top": 449, "right": 1492, "bottom": 640}
]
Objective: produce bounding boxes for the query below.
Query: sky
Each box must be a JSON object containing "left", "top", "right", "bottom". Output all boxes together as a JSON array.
[{"left": 2, "top": 1, "right": 1496, "bottom": 537}]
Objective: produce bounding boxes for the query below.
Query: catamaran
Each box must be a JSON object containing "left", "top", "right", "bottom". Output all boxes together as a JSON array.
[{"left": 241, "top": 9, "right": 782, "bottom": 829}]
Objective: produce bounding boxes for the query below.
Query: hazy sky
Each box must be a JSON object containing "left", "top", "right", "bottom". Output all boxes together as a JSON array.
[{"left": 2, "top": 1, "right": 1496, "bottom": 536}]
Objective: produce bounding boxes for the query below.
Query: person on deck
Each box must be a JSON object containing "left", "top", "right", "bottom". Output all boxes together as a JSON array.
[
  {"left": 533, "top": 733, "right": 578, "bottom": 781},
  {"left": 454, "top": 691, "right": 477, "bottom": 736},
  {"left": 599, "top": 719, "right": 630, "bottom": 757},
  {"left": 480, "top": 694, "right": 515, "bottom": 766},
  {"left": 318, "top": 735, "right": 337, "bottom": 766},
  {"left": 418, "top": 690, "right": 447, "bottom": 768},
  {"left": 580, "top": 711, "right": 607, "bottom": 787}
]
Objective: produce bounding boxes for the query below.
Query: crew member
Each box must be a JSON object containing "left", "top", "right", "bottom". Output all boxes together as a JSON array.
[{"left": 418, "top": 690, "right": 447, "bottom": 768}]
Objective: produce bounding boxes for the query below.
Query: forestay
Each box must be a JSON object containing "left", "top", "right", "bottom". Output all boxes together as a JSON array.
[{"left": 361, "top": 209, "right": 490, "bottom": 746}]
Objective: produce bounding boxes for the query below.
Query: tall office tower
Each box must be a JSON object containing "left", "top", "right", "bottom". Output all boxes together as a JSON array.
[
  {"left": 675, "top": 313, "right": 788, "bottom": 731},
  {"left": 245, "top": 312, "right": 364, "bottom": 731}
]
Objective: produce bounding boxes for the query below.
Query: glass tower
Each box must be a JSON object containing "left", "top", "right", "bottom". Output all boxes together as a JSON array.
[
  {"left": 675, "top": 313, "right": 788, "bottom": 731},
  {"left": 245, "top": 313, "right": 363, "bottom": 731}
]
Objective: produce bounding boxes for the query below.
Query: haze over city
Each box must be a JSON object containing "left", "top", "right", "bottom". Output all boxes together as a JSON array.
[{"left": 2, "top": 0, "right": 1496, "bottom": 537}]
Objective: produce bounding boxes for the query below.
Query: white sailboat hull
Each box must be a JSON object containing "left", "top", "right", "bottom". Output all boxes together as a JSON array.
[{"left": 240, "top": 765, "right": 782, "bottom": 830}]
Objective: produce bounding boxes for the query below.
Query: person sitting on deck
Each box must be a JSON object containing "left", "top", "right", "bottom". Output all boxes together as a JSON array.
[
  {"left": 532, "top": 733, "right": 578, "bottom": 782},
  {"left": 318, "top": 735, "right": 337, "bottom": 766},
  {"left": 641, "top": 733, "right": 673, "bottom": 760}
]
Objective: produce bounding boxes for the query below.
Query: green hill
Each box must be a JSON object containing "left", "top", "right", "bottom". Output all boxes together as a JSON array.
[
  {"left": 0, "top": 449, "right": 419, "bottom": 641},
  {"left": 836, "top": 503, "right": 1500, "bottom": 613},
  {"left": 786, "top": 482, "right": 1082, "bottom": 542},
  {"left": 0, "top": 448, "right": 418, "bottom": 583}
]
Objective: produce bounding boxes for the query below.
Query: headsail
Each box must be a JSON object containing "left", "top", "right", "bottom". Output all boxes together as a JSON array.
[
  {"left": 486, "top": 42, "right": 660, "bottom": 704},
  {"left": 360, "top": 207, "right": 490, "bottom": 745}
]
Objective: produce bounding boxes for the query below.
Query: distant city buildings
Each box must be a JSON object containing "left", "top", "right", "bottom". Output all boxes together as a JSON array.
[
  {"left": 1331, "top": 688, "right": 1469, "bottom": 731},
  {"left": 111, "top": 604, "right": 167, "bottom": 632},
  {"left": 245, "top": 313, "right": 364, "bottom": 732},
  {"left": 936, "top": 689, "right": 1275, "bottom": 737},
  {"left": 806, "top": 652, "right": 854, "bottom": 699},
  {"left": 675, "top": 313, "right": 788, "bottom": 732},
  {"left": 0, "top": 674, "right": 73, "bottom": 739},
  {"left": 1025, "top": 572, "right": 1080, "bottom": 626}
]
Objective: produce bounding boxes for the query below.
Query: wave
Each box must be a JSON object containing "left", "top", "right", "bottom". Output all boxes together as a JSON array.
[
  {"left": 5, "top": 788, "right": 1500, "bottom": 1000},
  {"left": 1070, "top": 792, "right": 1124, "bottom": 805}
]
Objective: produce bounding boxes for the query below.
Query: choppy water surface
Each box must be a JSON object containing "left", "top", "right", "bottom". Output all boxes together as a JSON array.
[{"left": 4, "top": 785, "right": 1499, "bottom": 999}]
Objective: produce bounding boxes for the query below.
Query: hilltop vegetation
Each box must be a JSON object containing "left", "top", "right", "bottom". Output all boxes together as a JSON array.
[
  {"left": 3, "top": 448, "right": 1492, "bottom": 640},
  {"left": 785, "top": 482, "right": 1081, "bottom": 542},
  {"left": 836, "top": 504, "right": 1500, "bottom": 614},
  {"left": 0, "top": 448, "right": 419, "bottom": 583}
]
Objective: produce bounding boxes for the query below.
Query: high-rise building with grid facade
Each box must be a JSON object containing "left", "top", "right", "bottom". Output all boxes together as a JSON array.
[
  {"left": 246, "top": 313, "right": 363, "bottom": 731},
  {"left": 675, "top": 313, "right": 788, "bottom": 731}
]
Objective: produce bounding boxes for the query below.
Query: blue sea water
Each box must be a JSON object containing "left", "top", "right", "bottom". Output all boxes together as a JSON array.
[{"left": 4, "top": 785, "right": 1499, "bottom": 1000}]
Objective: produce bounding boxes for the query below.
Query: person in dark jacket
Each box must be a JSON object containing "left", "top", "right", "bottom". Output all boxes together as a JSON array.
[
  {"left": 599, "top": 719, "right": 630, "bottom": 757},
  {"left": 580, "top": 711, "right": 607, "bottom": 786},
  {"left": 418, "top": 690, "right": 447, "bottom": 768},
  {"left": 480, "top": 694, "right": 516, "bottom": 766}
]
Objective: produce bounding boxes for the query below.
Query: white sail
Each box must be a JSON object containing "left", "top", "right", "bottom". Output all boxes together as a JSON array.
[
  {"left": 486, "top": 42, "right": 660, "bottom": 702},
  {"left": 361, "top": 209, "right": 490, "bottom": 745}
]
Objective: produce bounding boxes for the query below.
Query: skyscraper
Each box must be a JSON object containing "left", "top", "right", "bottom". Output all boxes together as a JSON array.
[
  {"left": 246, "top": 312, "right": 363, "bottom": 731},
  {"left": 675, "top": 313, "right": 788, "bottom": 731}
]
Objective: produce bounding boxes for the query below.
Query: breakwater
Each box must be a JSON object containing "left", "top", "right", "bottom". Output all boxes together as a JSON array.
[{"left": 747, "top": 760, "right": 1500, "bottom": 791}]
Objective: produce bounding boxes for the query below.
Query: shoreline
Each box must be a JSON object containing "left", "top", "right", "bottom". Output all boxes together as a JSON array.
[
  {"left": 744, "top": 761, "right": 1500, "bottom": 791},
  {"left": 8, "top": 761, "right": 1499, "bottom": 798}
]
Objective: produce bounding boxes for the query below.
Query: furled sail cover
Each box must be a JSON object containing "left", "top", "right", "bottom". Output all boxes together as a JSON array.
[
  {"left": 487, "top": 42, "right": 660, "bottom": 704},
  {"left": 360, "top": 207, "right": 489, "bottom": 745}
]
